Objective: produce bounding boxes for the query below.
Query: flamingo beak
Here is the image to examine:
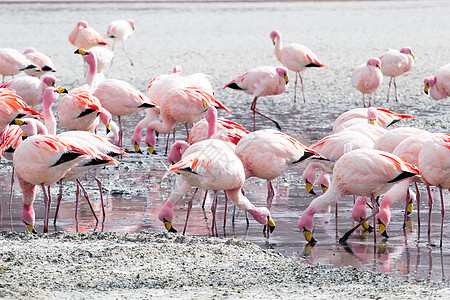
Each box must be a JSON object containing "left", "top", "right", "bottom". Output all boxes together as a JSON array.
[
  {"left": 26, "top": 223, "right": 37, "bottom": 234},
  {"left": 378, "top": 220, "right": 389, "bottom": 238},
  {"left": 14, "top": 118, "right": 24, "bottom": 126},
  {"left": 424, "top": 84, "right": 429, "bottom": 95},
  {"left": 267, "top": 218, "right": 276, "bottom": 233},
  {"left": 74, "top": 48, "right": 87, "bottom": 55},
  {"left": 106, "top": 123, "right": 111, "bottom": 135},
  {"left": 305, "top": 180, "right": 316, "bottom": 195},
  {"left": 407, "top": 201, "right": 413, "bottom": 215},
  {"left": 163, "top": 219, "right": 177, "bottom": 233},
  {"left": 321, "top": 184, "right": 328, "bottom": 194},
  {"left": 284, "top": 74, "right": 289, "bottom": 84},
  {"left": 410, "top": 53, "right": 415, "bottom": 59},
  {"left": 272, "top": 39, "right": 275, "bottom": 45},
  {"left": 369, "top": 119, "right": 376, "bottom": 125},
  {"left": 148, "top": 145, "right": 157, "bottom": 155},
  {"left": 303, "top": 229, "right": 316, "bottom": 246},
  {"left": 134, "top": 142, "right": 142, "bottom": 154},
  {"left": 377, "top": 65, "right": 382, "bottom": 71},
  {"left": 57, "top": 87, "right": 68, "bottom": 94}
]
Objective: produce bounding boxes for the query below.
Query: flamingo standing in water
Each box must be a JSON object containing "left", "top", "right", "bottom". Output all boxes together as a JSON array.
[
  {"left": 105, "top": 19, "right": 135, "bottom": 65},
  {"left": 423, "top": 63, "right": 450, "bottom": 100},
  {"left": 297, "top": 148, "right": 419, "bottom": 245},
  {"left": 351, "top": 57, "right": 383, "bottom": 107},
  {"left": 0, "top": 75, "right": 57, "bottom": 106},
  {"left": 379, "top": 47, "right": 415, "bottom": 102},
  {"left": 269, "top": 30, "right": 327, "bottom": 103},
  {"left": 0, "top": 48, "right": 38, "bottom": 82},
  {"left": 159, "top": 139, "right": 276, "bottom": 237},
  {"left": 68, "top": 20, "right": 109, "bottom": 50},
  {"left": 418, "top": 134, "right": 450, "bottom": 247},
  {"left": 23, "top": 47, "right": 56, "bottom": 77},
  {"left": 224, "top": 66, "right": 289, "bottom": 131}
]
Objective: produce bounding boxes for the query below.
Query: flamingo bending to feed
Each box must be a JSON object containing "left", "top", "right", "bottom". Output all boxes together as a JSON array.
[
  {"left": 0, "top": 48, "right": 38, "bottom": 82},
  {"left": 270, "top": 30, "right": 327, "bottom": 103},
  {"left": 223, "top": 66, "right": 289, "bottom": 131},
  {"left": 0, "top": 75, "right": 57, "bottom": 106},
  {"left": 423, "top": 63, "right": 450, "bottom": 100},
  {"left": 379, "top": 47, "right": 414, "bottom": 102},
  {"left": 351, "top": 57, "right": 383, "bottom": 107},
  {"left": 159, "top": 139, "right": 276, "bottom": 236},
  {"left": 145, "top": 87, "right": 229, "bottom": 154},
  {"left": 297, "top": 148, "right": 419, "bottom": 245},
  {"left": 332, "top": 107, "right": 416, "bottom": 134},
  {"left": 68, "top": 20, "right": 109, "bottom": 50},
  {"left": 418, "top": 134, "right": 450, "bottom": 247},
  {"left": 236, "top": 129, "right": 327, "bottom": 209},
  {"left": 23, "top": 47, "right": 56, "bottom": 77},
  {"left": 105, "top": 19, "right": 135, "bottom": 65}
]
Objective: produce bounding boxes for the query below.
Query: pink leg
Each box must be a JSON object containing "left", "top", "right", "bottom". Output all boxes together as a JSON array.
[
  {"left": 201, "top": 190, "right": 208, "bottom": 208},
  {"left": 210, "top": 191, "right": 219, "bottom": 237},
  {"left": 182, "top": 188, "right": 197, "bottom": 235},
  {"left": 403, "top": 188, "right": 410, "bottom": 230},
  {"left": 362, "top": 94, "right": 366, "bottom": 108},
  {"left": 53, "top": 180, "right": 63, "bottom": 225},
  {"left": 185, "top": 123, "right": 190, "bottom": 141},
  {"left": 223, "top": 191, "right": 229, "bottom": 230},
  {"left": 387, "top": 77, "right": 393, "bottom": 102},
  {"left": 369, "top": 94, "right": 372, "bottom": 107},
  {"left": 91, "top": 173, "right": 106, "bottom": 221},
  {"left": 439, "top": 187, "right": 444, "bottom": 248},
  {"left": 75, "top": 184, "right": 79, "bottom": 223},
  {"left": 9, "top": 167, "right": 14, "bottom": 211},
  {"left": 298, "top": 72, "right": 306, "bottom": 103},
  {"left": 393, "top": 77, "right": 398, "bottom": 102},
  {"left": 41, "top": 184, "right": 50, "bottom": 233},
  {"left": 266, "top": 180, "right": 274, "bottom": 210},
  {"left": 426, "top": 185, "right": 433, "bottom": 242},
  {"left": 250, "top": 97, "right": 281, "bottom": 131},
  {"left": 76, "top": 179, "right": 99, "bottom": 224},
  {"left": 118, "top": 116, "right": 123, "bottom": 148},
  {"left": 415, "top": 182, "right": 421, "bottom": 228},
  {"left": 293, "top": 72, "right": 298, "bottom": 103}
]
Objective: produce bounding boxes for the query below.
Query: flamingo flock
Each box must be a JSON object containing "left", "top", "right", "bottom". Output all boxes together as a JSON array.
[{"left": 0, "top": 21, "right": 449, "bottom": 253}]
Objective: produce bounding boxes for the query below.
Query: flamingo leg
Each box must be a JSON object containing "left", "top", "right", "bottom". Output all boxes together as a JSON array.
[
  {"left": 393, "top": 77, "right": 398, "bottom": 102},
  {"left": 415, "top": 182, "right": 421, "bottom": 229},
  {"left": 182, "top": 188, "right": 197, "bottom": 236},
  {"left": 91, "top": 172, "right": 106, "bottom": 221},
  {"left": 386, "top": 77, "right": 393, "bottom": 102},
  {"left": 223, "top": 191, "right": 229, "bottom": 230},
  {"left": 41, "top": 184, "right": 50, "bottom": 233},
  {"left": 439, "top": 187, "right": 444, "bottom": 248},
  {"left": 9, "top": 167, "right": 14, "bottom": 212},
  {"left": 266, "top": 180, "right": 274, "bottom": 210},
  {"left": 76, "top": 179, "right": 99, "bottom": 224},
  {"left": 185, "top": 123, "right": 190, "bottom": 141},
  {"left": 117, "top": 116, "right": 123, "bottom": 148},
  {"left": 362, "top": 94, "right": 366, "bottom": 108},
  {"left": 250, "top": 97, "right": 281, "bottom": 131},
  {"left": 53, "top": 180, "right": 63, "bottom": 225},
  {"left": 403, "top": 188, "right": 410, "bottom": 230},
  {"left": 211, "top": 191, "right": 219, "bottom": 237},
  {"left": 369, "top": 94, "right": 372, "bottom": 107},
  {"left": 122, "top": 41, "right": 134, "bottom": 66},
  {"left": 201, "top": 190, "right": 208, "bottom": 208},
  {"left": 293, "top": 72, "right": 298, "bottom": 103},
  {"left": 426, "top": 185, "right": 433, "bottom": 242},
  {"left": 298, "top": 72, "right": 306, "bottom": 103}
]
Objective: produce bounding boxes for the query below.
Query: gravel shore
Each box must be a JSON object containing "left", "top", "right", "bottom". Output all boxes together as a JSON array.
[{"left": 1, "top": 231, "right": 448, "bottom": 299}]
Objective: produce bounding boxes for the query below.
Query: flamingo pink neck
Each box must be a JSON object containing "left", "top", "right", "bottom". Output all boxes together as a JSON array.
[
  {"left": 42, "top": 88, "right": 57, "bottom": 135},
  {"left": 168, "top": 141, "right": 189, "bottom": 165},
  {"left": 205, "top": 106, "right": 218, "bottom": 139},
  {"left": 84, "top": 54, "right": 98, "bottom": 85}
]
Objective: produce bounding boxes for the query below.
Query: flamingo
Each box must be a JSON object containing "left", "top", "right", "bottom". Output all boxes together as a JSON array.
[
  {"left": 159, "top": 139, "right": 276, "bottom": 236},
  {"left": 269, "top": 30, "right": 327, "bottom": 103},
  {"left": 332, "top": 107, "right": 416, "bottom": 133},
  {"left": 235, "top": 129, "right": 327, "bottom": 209},
  {"left": 423, "top": 63, "right": 450, "bottom": 100},
  {"left": 0, "top": 75, "right": 57, "bottom": 106},
  {"left": 13, "top": 134, "right": 98, "bottom": 233},
  {"left": 132, "top": 67, "right": 215, "bottom": 153},
  {"left": 417, "top": 134, "right": 450, "bottom": 247},
  {"left": 373, "top": 127, "right": 428, "bottom": 153},
  {"left": 0, "top": 88, "right": 43, "bottom": 132},
  {"left": 223, "top": 66, "right": 289, "bottom": 131},
  {"left": 0, "top": 48, "right": 38, "bottom": 82},
  {"left": 105, "top": 19, "right": 135, "bottom": 65},
  {"left": 23, "top": 47, "right": 56, "bottom": 77},
  {"left": 297, "top": 148, "right": 419, "bottom": 245},
  {"left": 87, "top": 46, "right": 115, "bottom": 72},
  {"left": 68, "top": 20, "right": 109, "bottom": 50},
  {"left": 301, "top": 130, "right": 374, "bottom": 195},
  {"left": 351, "top": 57, "right": 383, "bottom": 107},
  {"left": 74, "top": 48, "right": 105, "bottom": 88},
  {"left": 379, "top": 47, "right": 415, "bottom": 102},
  {"left": 145, "top": 87, "right": 229, "bottom": 154}
]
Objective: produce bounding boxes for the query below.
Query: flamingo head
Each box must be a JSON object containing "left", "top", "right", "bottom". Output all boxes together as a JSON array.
[
  {"left": 316, "top": 172, "right": 330, "bottom": 194},
  {"left": 173, "top": 65, "right": 182, "bottom": 73},
  {"left": 21, "top": 204, "right": 37, "bottom": 234},
  {"left": 42, "top": 75, "right": 57, "bottom": 88},
  {"left": 23, "top": 47, "right": 36, "bottom": 55},
  {"left": 77, "top": 20, "right": 88, "bottom": 28},
  {"left": 376, "top": 205, "right": 391, "bottom": 238},
  {"left": 301, "top": 164, "right": 317, "bottom": 195},
  {"left": 43, "top": 86, "right": 67, "bottom": 106},
  {"left": 367, "top": 57, "right": 382, "bottom": 71},
  {"left": 297, "top": 206, "right": 316, "bottom": 245},
  {"left": 423, "top": 75, "right": 437, "bottom": 94},
  {"left": 99, "top": 108, "right": 112, "bottom": 135},
  {"left": 144, "top": 126, "right": 157, "bottom": 155},
  {"left": 400, "top": 47, "right": 414, "bottom": 59},
  {"left": 269, "top": 30, "right": 281, "bottom": 45},
  {"left": 247, "top": 207, "right": 275, "bottom": 233},
  {"left": 276, "top": 67, "right": 289, "bottom": 85},
  {"left": 158, "top": 201, "right": 177, "bottom": 233},
  {"left": 367, "top": 106, "right": 378, "bottom": 125},
  {"left": 127, "top": 19, "right": 135, "bottom": 30},
  {"left": 351, "top": 196, "right": 372, "bottom": 231},
  {"left": 168, "top": 141, "right": 189, "bottom": 165},
  {"left": 74, "top": 48, "right": 98, "bottom": 67}
]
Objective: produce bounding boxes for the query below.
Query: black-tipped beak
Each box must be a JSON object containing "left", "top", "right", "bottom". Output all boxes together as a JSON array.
[{"left": 163, "top": 218, "right": 177, "bottom": 233}]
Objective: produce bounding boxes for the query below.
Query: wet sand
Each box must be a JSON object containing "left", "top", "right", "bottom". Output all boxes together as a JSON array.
[{"left": 1, "top": 0, "right": 450, "bottom": 298}]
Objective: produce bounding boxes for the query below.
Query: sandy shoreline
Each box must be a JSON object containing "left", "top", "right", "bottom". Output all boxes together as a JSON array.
[{"left": 0, "top": 231, "right": 448, "bottom": 299}]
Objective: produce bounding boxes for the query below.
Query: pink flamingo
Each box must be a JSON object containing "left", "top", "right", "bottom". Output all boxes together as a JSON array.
[
  {"left": 270, "top": 30, "right": 327, "bottom": 103},
  {"left": 0, "top": 48, "right": 38, "bottom": 82},
  {"left": 23, "top": 47, "right": 56, "bottom": 77},
  {"left": 332, "top": 107, "right": 416, "bottom": 133},
  {"left": 0, "top": 88, "right": 42, "bottom": 132},
  {"left": 301, "top": 130, "right": 374, "bottom": 195},
  {"left": 418, "top": 134, "right": 450, "bottom": 247},
  {"left": 145, "top": 87, "right": 229, "bottom": 154},
  {"left": 297, "top": 148, "right": 419, "bottom": 245},
  {"left": 223, "top": 66, "right": 289, "bottom": 131},
  {"left": 379, "top": 47, "right": 415, "bottom": 102},
  {"left": 12, "top": 134, "right": 99, "bottom": 233},
  {"left": 236, "top": 129, "right": 326, "bottom": 209},
  {"left": 68, "top": 20, "right": 109, "bottom": 50},
  {"left": 160, "top": 139, "right": 276, "bottom": 236},
  {"left": 373, "top": 127, "right": 428, "bottom": 153},
  {"left": 105, "top": 19, "right": 135, "bottom": 65},
  {"left": 351, "top": 57, "right": 383, "bottom": 107},
  {"left": 423, "top": 63, "right": 450, "bottom": 100},
  {"left": 0, "top": 75, "right": 57, "bottom": 106},
  {"left": 88, "top": 46, "right": 115, "bottom": 72},
  {"left": 74, "top": 48, "right": 105, "bottom": 88}
]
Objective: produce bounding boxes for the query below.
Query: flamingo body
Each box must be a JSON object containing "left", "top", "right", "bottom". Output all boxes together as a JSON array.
[
  {"left": 0, "top": 48, "right": 36, "bottom": 80},
  {"left": 0, "top": 75, "right": 57, "bottom": 106},
  {"left": 424, "top": 63, "right": 450, "bottom": 100},
  {"left": 69, "top": 21, "right": 109, "bottom": 49},
  {"left": 23, "top": 47, "right": 56, "bottom": 77}
]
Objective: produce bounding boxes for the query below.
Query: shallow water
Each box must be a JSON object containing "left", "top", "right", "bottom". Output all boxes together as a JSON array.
[{"left": 1, "top": 0, "right": 449, "bottom": 287}]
